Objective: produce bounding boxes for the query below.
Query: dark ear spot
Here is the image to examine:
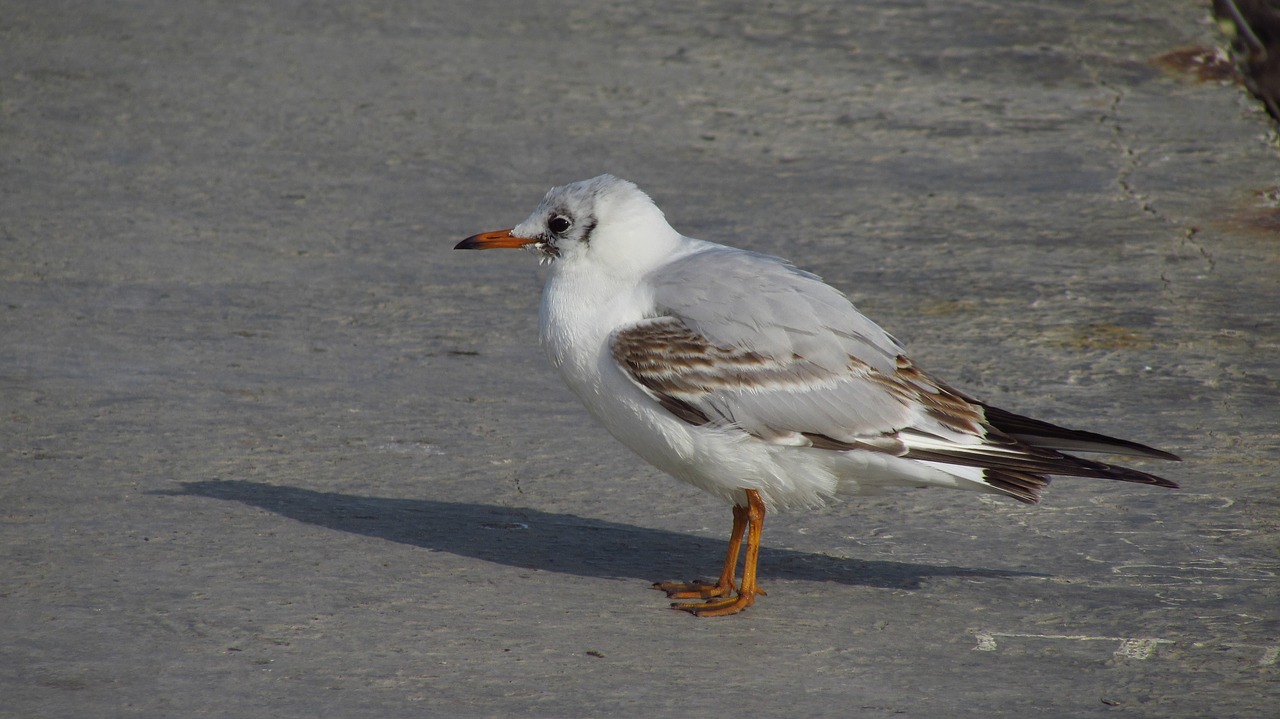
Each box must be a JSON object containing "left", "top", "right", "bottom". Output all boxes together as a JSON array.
[{"left": 579, "top": 218, "right": 598, "bottom": 244}]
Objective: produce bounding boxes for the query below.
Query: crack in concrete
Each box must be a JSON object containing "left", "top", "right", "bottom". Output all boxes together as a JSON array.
[
  {"left": 1086, "top": 72, "right": 1215, "bottom": 281},
  {"left": 1180, "top": 225, "right": 1217, "bottom": 272}
]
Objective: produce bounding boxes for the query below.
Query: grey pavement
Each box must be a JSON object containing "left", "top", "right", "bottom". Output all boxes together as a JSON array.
[{"left": 3, "top": 1, "right": 1278, "bottom": 717}]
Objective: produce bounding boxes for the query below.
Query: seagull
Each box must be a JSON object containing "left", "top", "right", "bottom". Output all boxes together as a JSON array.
[{"left": 455, "top": 174, "right": 1180, "bottom": 617}]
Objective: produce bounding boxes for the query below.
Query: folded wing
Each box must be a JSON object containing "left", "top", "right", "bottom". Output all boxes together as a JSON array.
[{"left": 612, "top": 247, "right": 1179, "bottom": 503}]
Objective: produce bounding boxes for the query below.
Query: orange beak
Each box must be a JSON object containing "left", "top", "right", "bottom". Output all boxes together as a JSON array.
[{"left": 454, "top": 228, "right": 538, "bottom": 250}]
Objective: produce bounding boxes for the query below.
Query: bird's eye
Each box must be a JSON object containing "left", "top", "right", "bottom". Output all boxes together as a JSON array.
[{"left": 548, "top": 215, "right": 572, "bottom": 234}]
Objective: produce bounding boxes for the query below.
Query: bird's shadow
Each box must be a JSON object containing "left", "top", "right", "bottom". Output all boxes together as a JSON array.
[{"left": 159, "top": 480, "right": 1040, "bottom": 589}]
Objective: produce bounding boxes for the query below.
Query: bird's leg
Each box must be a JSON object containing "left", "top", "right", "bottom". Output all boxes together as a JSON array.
[
  {"left": 654, "top": 502, "right": 749, "bottom": 599},
  {"left": 670, "top": 490, "right": 767, "bottom": 617}
]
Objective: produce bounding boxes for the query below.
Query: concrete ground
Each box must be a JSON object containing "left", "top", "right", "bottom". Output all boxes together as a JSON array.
[{"left": 3, "top": 1, "right": 1277, "bottom": 717}]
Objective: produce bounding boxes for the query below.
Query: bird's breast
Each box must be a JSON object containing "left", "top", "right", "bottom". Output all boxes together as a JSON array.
[{"left": 539, "top": 270, "right": 654, "bottom": 406}]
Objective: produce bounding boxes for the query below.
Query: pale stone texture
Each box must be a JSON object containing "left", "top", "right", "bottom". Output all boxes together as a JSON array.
[{"left": 2, "top": 2, "right": 1277, "bottom": 717}]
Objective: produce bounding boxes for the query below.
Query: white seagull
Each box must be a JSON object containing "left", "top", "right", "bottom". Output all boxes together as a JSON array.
[{"left": 456, "top": 174, "right": 1180, "bottom": 617}]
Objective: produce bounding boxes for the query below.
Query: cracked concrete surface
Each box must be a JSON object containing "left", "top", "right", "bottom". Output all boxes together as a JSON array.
[{"left": 2, "top": 1, "right": 1278, "bottom": 717}]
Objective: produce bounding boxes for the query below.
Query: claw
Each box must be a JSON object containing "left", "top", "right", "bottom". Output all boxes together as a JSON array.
[
  {"left": 653, "top": 578, "right": 736, "bottom": 599},
  {"left": 671, "top": 593, "right": 756, "bottom": 617}
]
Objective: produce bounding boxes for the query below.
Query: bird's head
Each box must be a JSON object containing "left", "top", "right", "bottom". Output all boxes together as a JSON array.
[{"left": 456, "top": 175, "right": 681, "bottom": 273}]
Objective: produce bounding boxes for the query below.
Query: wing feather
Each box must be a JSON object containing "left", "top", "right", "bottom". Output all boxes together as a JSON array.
[
  {"left": 647, "top": 246, "right": 904, "bottom": 374},
  {"left": 611, "top": 246, "right": 1179, "bottom": 503},
  {"left": 610, "top": 316, "right": 921, "bottom": 445}
]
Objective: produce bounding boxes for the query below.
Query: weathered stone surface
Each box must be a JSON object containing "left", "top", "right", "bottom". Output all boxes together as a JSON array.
[{"left": 3, "top": 2, "right": 1276, "bottom": 716}]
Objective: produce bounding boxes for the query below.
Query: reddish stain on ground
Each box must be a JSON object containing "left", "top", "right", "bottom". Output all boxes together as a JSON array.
[{"left": 1150, "top": 46, "right": 1238, "bottom": 83}]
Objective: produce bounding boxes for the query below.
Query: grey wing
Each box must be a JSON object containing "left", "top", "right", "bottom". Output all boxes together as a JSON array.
[
  {"left": 610, "top": 316, "right": 1177, "bottom": 503},
  {"left": 609, "top": 315, "right": 963, "bottom": 451},
  {"left": 629, "top": 246, "right": 972, "bottom": 447},
  {"left": 647, "top": 247, "right": 905, "bottom": 375},
  {"left": 618, "top": 247, "right": 1179, "bottom": 502}
]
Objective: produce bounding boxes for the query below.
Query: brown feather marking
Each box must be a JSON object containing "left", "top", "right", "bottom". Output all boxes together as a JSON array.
[
  {"left": 983, "top": 469, "right": 1051, "bottom": 504},
  {"left": 801, "top": 432, "right": 908, "bottom": 455},
  {"left": 612, "top": 318, "right": 844, "bottom": 401},
  {"left": 613, "top": 319, "right": 983, "bottom": 451},
  {"left": 861, "top": 355, "right": 985, "bottom": 435}
]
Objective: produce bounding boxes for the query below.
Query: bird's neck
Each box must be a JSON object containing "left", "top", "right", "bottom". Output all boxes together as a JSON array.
[{"left": 538, "top": 262, "right": 652, "bottom": 386}]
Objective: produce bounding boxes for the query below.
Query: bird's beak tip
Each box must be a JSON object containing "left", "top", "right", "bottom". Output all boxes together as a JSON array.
[{"left": 455, "top": 228, "right": 530, "bottom": 250}]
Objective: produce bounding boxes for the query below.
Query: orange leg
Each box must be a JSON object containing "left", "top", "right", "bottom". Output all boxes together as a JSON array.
[
  {"left": 654, "top": 502, "right": 749, "bottom": 599},
  {"left": 660, "top": 490, "right": 767, "bottom": 617}
]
